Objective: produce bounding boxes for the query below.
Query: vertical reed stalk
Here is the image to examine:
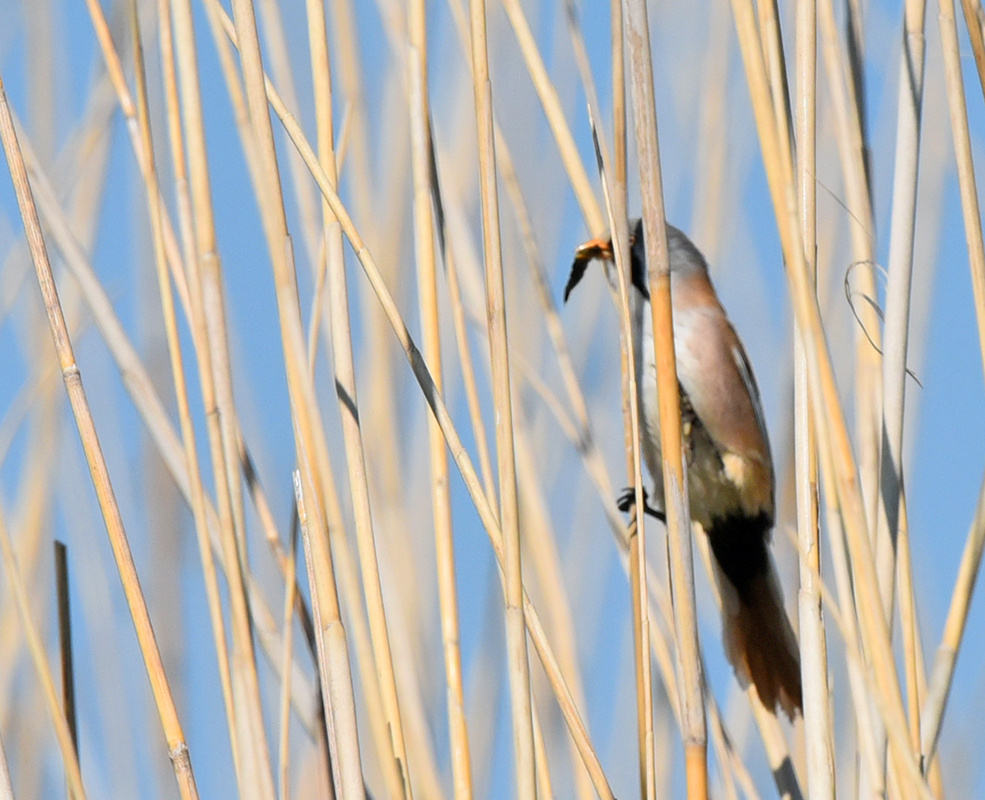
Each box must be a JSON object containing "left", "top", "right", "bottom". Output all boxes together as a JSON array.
[
  {"left": 131, "top": 0, "right": 241, "bottom": 778},
  {"left": 795, "top": 0, "right": 835, "bottom": 796},
  {"left": 817, "top": 0, "right": 882, "bottom": 568},
  {"left": 165, "top": 0, "right": 278, "bottom": 790},
  {"left": 297, "top": 0, "right": 413, "bottom": 792},
  {"left": 590, "top": 114, "right": 657, "bottom": 800},
  {"left": 408, "top": 0, "right": 473, "bottom": 795},
  {"left": 878, "top": 0, "right": 928, "bottom": 755},
  {"left": 623, "top": 2, "right": 707, "bottom": 797},
  {"left": 467, "top": 2, "right": 536, "bottom": 797}
]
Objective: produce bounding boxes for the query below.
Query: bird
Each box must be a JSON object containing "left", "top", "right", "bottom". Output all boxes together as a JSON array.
[{"left": 566, "top": 217, "right": 802, "bottom": 719}]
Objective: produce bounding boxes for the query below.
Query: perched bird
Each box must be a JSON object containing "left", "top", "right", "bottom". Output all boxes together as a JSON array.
[{"left": 566, "top": 218, "right": 802, "bottom": 718}]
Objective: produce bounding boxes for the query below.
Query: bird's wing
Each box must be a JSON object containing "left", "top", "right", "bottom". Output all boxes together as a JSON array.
[{"left": 674, "top": 307, "right": 775, "bottom": 517}]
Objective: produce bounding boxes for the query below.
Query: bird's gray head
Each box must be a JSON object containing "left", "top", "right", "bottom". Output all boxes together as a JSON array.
[{"left": 565, "top": 218, "right": 709, "bottom": 303}]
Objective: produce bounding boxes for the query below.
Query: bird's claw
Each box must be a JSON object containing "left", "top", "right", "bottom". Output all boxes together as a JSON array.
[{"left": 617, "top": 487, "right": 666, "bottom": 522}]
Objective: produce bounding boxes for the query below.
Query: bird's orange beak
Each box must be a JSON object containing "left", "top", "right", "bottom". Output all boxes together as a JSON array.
[
  {"left": 565, "top": 236, "right": 614, "bottom": 303},
  {"left": 574, "top": 237, "right": 613, "bottom": 263}
]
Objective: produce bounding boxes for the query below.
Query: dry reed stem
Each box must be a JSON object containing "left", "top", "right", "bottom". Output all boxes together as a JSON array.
[
  {"left": 794, "top": 1, "right": 835, "bottom": 796},
  {"left": 444, "top": 0, "right": 603, "bottom": 531},
  {"left": 589, "top": 110, "right": 657, "bottom": 800},
  {"left": 728, "top": 3, "right": 932, "bottom": 796},
  {"left": 78, "top": 1, "right": 193, "bottom": 316},
  {"left": 325, "top": 0, "right": 372, "bottom": 228},
  {"left": 820, "top": 483, "right": 882, "bottom": 788},
  {"left": 294, "top": 471, "right": 355, "bottom": 800},
  {"left": 176, "top": 0, "right": 318, "bottom": 662},
  {"left": 255, "top": 0, "right": 320, "bottom": 263},
  {"left": 241, "top": 0, "right": 410, "bottom": 794},
  {"left": 611, "top": 0, "right": 627, "bottom": 217},
  {"left": 468, "top": 2, "right": 536, "bottom": 797},
  {"left": 298, "top": 0, "right": 416, "bottom": 792},
  {"left": 512, "top": 431, "right": 594, "bottom": 800},
  {"left": 321, "top": 502, "right": 396, "bottom": 796},
  {"left": 162, "top": 0, "right": 279, "bottom": 790},
  {"left": 895, "top": 492, "right": 923, "bottom": 751},
  {"left": 407, "top": 1, "right": 473, "bottom": 793},
  {"left": 439, "top": 205, "right": 498, "bottom": 502},
  {"left": 129, "top": 0, "right": 244, "bottom": 778},
  {"left": 0, "top": 504, "right": 86, "bottom": 800},
  {"left": 816, "top": 0, "right": 883, "bottom": 573},
  {"left": 623, "top": 1, "right": 707, "bottom": 798},
  {"left": 155, "top": 0, "right": 197, "bottom": 282},
  {"left": 878, "top": 0, "right": 928, "bottom": 758},
  {"left": 757, "top": 0, "right": 794, "bottom": 178},
  {"left": 0, "top": 72, "right": 200, "bottom": 800},
  {"left": 322, "top": 1, "right": 400, "bottom": 496},
  {"left": 820, "top": 0, "right": 894, "bottom": 625}
]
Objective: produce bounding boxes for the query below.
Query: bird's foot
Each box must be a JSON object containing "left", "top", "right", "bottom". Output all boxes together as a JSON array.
[{"left": 617, "top": 487, "right": 666, "bottom": 522}]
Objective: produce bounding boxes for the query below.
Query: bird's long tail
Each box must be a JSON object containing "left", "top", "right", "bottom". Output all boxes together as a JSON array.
[{"left": 707, "top": 519, "right": 802, "bottom": 719}]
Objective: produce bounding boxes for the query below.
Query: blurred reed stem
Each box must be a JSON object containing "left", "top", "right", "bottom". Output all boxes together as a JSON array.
[
  {"left": 130, "top": 0, "right": 242, "bottom": 784},
  {"left": 467, "top": 1, "right": 536, "bottom": 797},
  {"left": 795, "top": 1, "right": 836, "bottom": 797},
  {"left": 876, "top": 0, "right": 928, "bottom": 767},
  {"left": 0, "top": 71, "right": 199, "bottom": 800},
  {"left": 408, "top": 0, "right": 473, "bottom": 795}
]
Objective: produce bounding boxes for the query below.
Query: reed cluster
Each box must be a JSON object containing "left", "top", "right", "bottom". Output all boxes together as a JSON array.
[{"left": 0, "top": 0, "right": 983, "bottom": 797}]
